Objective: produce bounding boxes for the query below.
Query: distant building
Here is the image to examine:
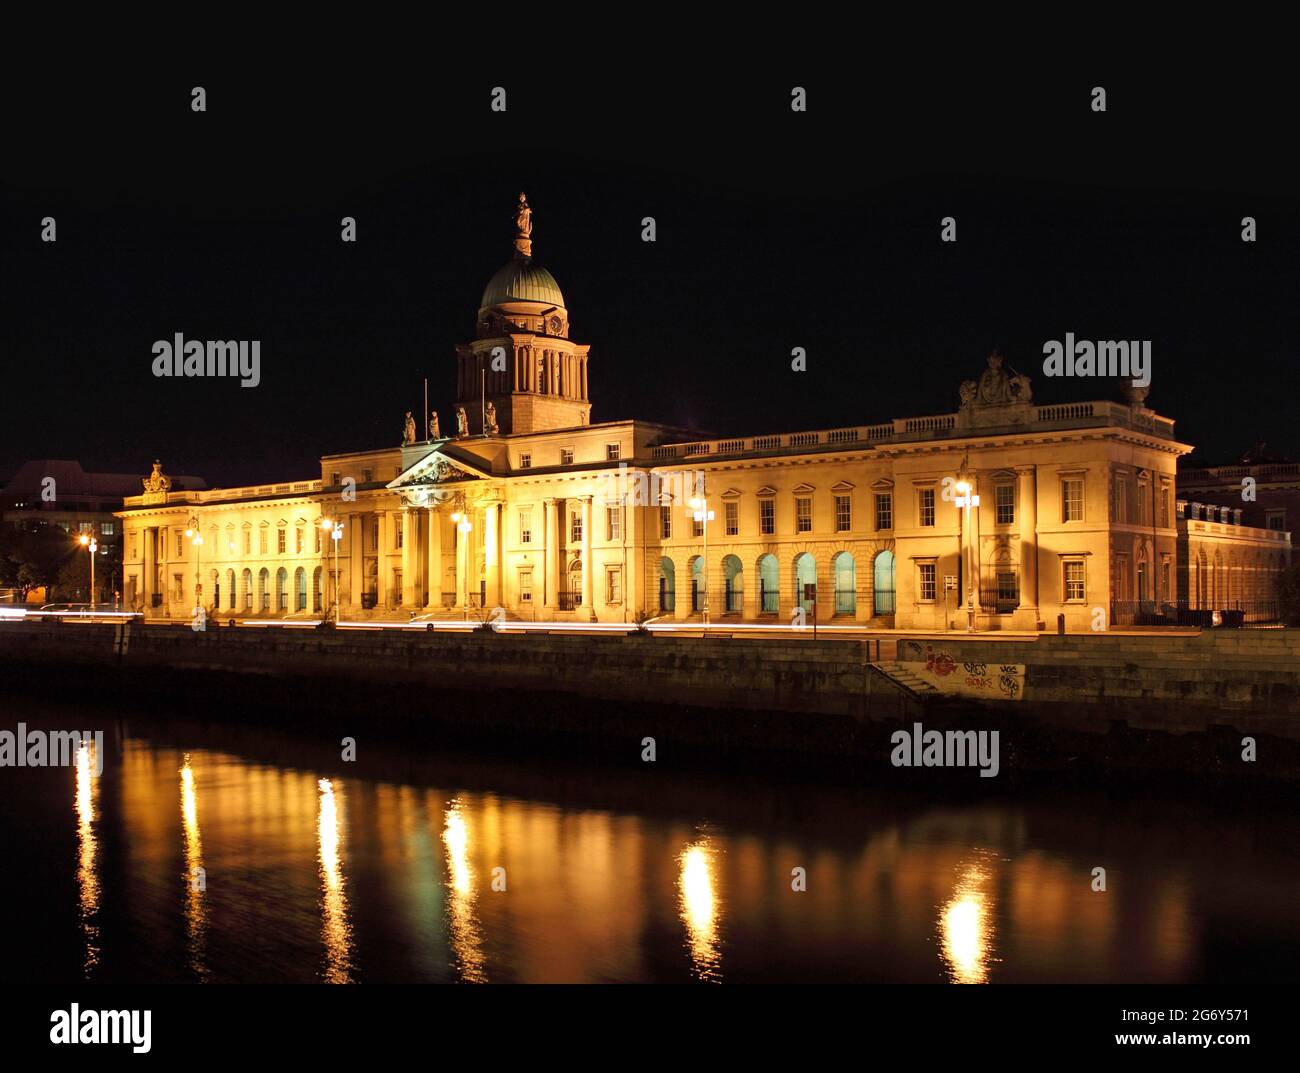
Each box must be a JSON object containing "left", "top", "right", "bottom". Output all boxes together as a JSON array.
[
  {"left": 1179, "top": 444, "right": 1300, "bottom": 534},
  {"left": 115, "top": 197, "right": 1291, "bottom": 630}
]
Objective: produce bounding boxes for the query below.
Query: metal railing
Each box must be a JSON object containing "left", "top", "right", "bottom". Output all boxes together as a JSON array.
[{"left": 1109, "top": 599, "right": 1282, "bottom": 627}]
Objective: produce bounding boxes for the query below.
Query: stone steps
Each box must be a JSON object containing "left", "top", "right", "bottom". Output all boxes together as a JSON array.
[{"left": 870, "top": 661, "right": 941, "bottom": 696}]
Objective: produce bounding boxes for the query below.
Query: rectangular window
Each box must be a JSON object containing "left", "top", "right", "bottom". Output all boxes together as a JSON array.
[
  {"left": 692, "top": 515, "right": 703, "bottom": 539},
  {"left": 997, "top": 570, "right": 1018, "bottom": 604},
  {"left": 1114, "top": 477, "right": 1127, "bottom": 524},
  {"left": 518, "top": 569, "right": 533, "bottom": 603},
  {"left": 834, "top": 494, "right": 851, "bottom": 532},
  {"left": 995, "top": 484, "right": 1014, "bottom": 526},
  {"left": 244, "top": 531, "right": 252, "bottom": 555},
  {"left": 277, "top": 529, "right": 287, "bottom": 555},
  {"left": 519, "top": 452, "right": 531, "bottom": 469},
  {"left": 176, "top": 533, "right": 184, "bottom": 557},
  {"left": 725, "top": 501, "right": 739, "bottom": 536},
  {"left": 1137, "top": 482, "right": 1149, "bottom": 525},
  {"left": 331, "top": 472, "right": 341, "bottom": 486},
  {"left": 130, "top": 535, "right": 138, "bottom": 560},
  {"left": 519, "top": 510, "right": 533, "bottom": 544},
  {"left": 607, "top": 505, "right": 621, "bottom": 541},
  {"left": 796, "top": 496, "right": 812, "bottom": 533},
  {"left": 296, "top": 527, "right": 304, "bottom": 554},
  {"left": 606, "top": 566, "right": 622, "bottom": 604},
  {"left": 1160, "top": 486, "right": 1170, "bottom": 528},
  {"left": 571, "top": 511, "right": 583, "bottom": 543},
  {"left": 560, "top": 447, "right": 575, "bottom": 466},
  {"left": 314, "top": 528, "right": 321, "bottom": 554},
  {"left": 395, "top": 523, "right": 403, "bottom": 550},
  {"left": 362, "top": 469, "right": 373, "bottom": 483},
  {"left": 1062, "top": 478, "right": 1084, "bottom": 522},
  {"left": 1064, "top": 560, "right": 1086, "bottom": 601},
  {"left": 918, "top": 487, "right": 936, "bottom": 527},
  {"left": 918, "top": 562, "right": 936, "bottom": 602},
  {"left": 101, "top": 521, "right": 115, "bottom": 536},
  {"left": 660, "top": 505, "right": 672, "bottom": 539},
  {"left": 875, "top": 493, "right": 893, "bottom": 531},
  {"left": 1160, "top": 557, "right": 1171, "bottom": 599},
  {"left": 260, "top": 530, "right": 268, "bottom": 555},
  {"left": 606, "top": 443, "right": 621, "bottom": 461},
  {"left": 173, "top": 574, "right": 185, "bottom": 601},
  {"left": 760, "top": 499, "right": 775, "bottom": 535},
  {"left": 1268, "top": 510, "right": 1286, "bottom": 531},
  {"left": 79, "top": 520, "right": 94, "bottom": 534}
]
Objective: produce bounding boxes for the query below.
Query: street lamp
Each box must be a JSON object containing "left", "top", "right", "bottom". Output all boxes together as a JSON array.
[
  {"left": 688, "top": 493, "right": 714, "bottom": 624},
  {"left": 318, "top": 517, "right": 344, "bottom": 623},
  {"left": 954, "top": 478, "right": 980, "bottom": 633},
  {"left": 184, "top": 516, "right": 203, "bottom": 617},
  {"left": 450, "top": 506, "right": 473, "bottom": 619},
  {"left": 77, "top": 532, "right": 98, "bottom": 608}
]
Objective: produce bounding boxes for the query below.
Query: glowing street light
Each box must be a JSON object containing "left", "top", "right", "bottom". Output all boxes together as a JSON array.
[
  {"left": 184, "top": 516, "right": 204, "bottom": 616},
  {"left": 688, "top": 493, "right": 714, "bottom": 624},
  {"left": 318, "top": 517, "right": 345, "bottom": 624},
  {"left": 954, "top": 477, "right": 980, "bottom": 633},
  {"left": 77, "top": 532, "right": 98, "bottom": 608}
]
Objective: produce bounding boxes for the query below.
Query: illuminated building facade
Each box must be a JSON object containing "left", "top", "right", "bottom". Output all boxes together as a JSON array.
[{"left": 116, "top": 199, "right": 1290, "bottom": 630}]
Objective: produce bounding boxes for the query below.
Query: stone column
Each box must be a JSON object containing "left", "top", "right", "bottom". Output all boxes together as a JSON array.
[
  {"left": 1018, "top": 465, "right": 1038, "bottom": 611},
  {"left": 401, "top": 509, "right": 418, "bottom": 608},
  {"left": 624, "top": 498, "right": 640, "bottom": 619},
  {"left": 143, "top": 527, "right": 157, "bottom": 610},
  {"left": 376, "top": 512, "right": 392, "bottom": 607},
  {"left": 972, "top": 477, "right": 983, "bottom": 614},
  {"left": 455, "top": 514, "right": 470, "bottom": 610},
  {"left": 580, "top": 496, "right": 594, "bottom": 619},
  {"left": 347, "top": 513, "right": 364, "bottom": 610},
  {"left": 544, "top": 498, "right": 559, "bottom": 611},
  {"left": 485, "top": 500, "right": 501, "bottom": 610},
  {"left": 426, "top": 507, "right": 442, "bottom": 608}
]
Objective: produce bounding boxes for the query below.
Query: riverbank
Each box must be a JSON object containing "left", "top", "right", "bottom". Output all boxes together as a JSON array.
[{"left": 2, "top": 621, "right": 1299, "bottom": 780}]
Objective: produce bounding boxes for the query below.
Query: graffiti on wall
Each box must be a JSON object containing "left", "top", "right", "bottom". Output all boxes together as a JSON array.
[{"left": 901, "top": 642, "right": 1025, "bottom": 701}]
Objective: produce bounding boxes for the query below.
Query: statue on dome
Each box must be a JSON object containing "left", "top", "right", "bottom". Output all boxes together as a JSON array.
[
  {"left": 515, "top": 193, "right": 532, "bottom": 238},
  {"left": 429, "top": 410, "right": 440, "bottom": 440},
  {"left": 402, "top": 411, "right": 417, "bottom": 446},
  {"left": 484, "top": 401, "right": 499, "bottom": 435}
]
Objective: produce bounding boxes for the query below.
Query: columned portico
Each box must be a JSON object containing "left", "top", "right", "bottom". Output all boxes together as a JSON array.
[
  {"left": 401, "top": 509, "right": 419, "bottom": 608},
  {"left": 543, "top": 498, "right": 559, "bottom": 612},
  {"left": 485, "top": 499, "right": 502, "bottom": 610},
  {"left": 425, "top": 505, "right": 442, "bottom": 608}
]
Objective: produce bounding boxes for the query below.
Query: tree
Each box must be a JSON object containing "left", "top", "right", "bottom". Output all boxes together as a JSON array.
[
  {"left": 0, "top": 522, "right": 78, "bottom": 601},
  {"left": 1276, "top": 563, "right": 1300, "bottom": 627}
]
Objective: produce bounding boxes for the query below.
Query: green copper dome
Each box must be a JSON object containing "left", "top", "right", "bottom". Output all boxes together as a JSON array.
[{"left": 479, "top": 258, "right": 566, "bottom": 311}]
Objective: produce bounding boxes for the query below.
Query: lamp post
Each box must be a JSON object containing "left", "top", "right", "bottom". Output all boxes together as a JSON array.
[
  {"left": 954, "top": 477, "right": 980, "bottom": 633},
  {"left": 318, "top": 517, "right": 344, "bottom": 623},
  {"left": 688, "top": 492, "right": 714, "bottom": 624},
  {"left": 77, "top": 533, "right": 97, "bottom": 608},
  {"left": 450, "top": 503, "right": 473, "bottom": 620},
  {"left": 183, "top": 516, "right": 203, "bottom": 618}
]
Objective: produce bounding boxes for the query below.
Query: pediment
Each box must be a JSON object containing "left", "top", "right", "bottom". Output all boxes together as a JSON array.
[
  {"left": 830, "top": 480, "right": 855, "bottom": 493},
  {"left": 871, "top": 478, "right": 895, "bottom": 491},
  {"left": 792, "top": 483, "right": 815, "bottom": 495}
]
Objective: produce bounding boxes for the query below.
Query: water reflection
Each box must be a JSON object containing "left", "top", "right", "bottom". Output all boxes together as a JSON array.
[
  {"left": 442, "top": 800, "right": 488, "bottom": 982},
  {"left": 940, "top": 856, "right": 997, "bottom": 984},
  {"left": 678, "top": 838, "right": 722, "bottom": 981},
  {"left": 180, "top": 756, "right": 209, "bottom": 980},
  {"left": 317, "top": 778, "right": 354, "bottom": 983},
  {"left": 74, "top": 740, "right": 100, "bottom": 977}
]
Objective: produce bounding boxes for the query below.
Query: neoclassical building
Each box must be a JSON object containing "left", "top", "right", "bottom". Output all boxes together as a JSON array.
[{"left": 117, "top": 197, "right": 1290, "bottom": 631}]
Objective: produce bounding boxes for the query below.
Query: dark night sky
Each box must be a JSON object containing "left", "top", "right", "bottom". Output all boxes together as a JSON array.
[{"left": 2, "top": 63, "right": 1298, "bottom": 488}]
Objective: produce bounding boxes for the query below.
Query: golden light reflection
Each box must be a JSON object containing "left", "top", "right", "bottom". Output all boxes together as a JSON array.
[
  {"left": 317, "top": 778, "right": 354, "bottom": 983},
  {"left": 180, "top": 757, "right": 209, "bottom": 980},
  {"left": 678, "top": 839, "right": 722, "bottom": 981},
  {"left": 441, "top": 801, "right": 487, "bottom": 982},
  {"left": 74, "top": 740, "right": 100, "bottom": 976},
  {"left": 940, "top": 858, "right": 997, "bottom": 984}
]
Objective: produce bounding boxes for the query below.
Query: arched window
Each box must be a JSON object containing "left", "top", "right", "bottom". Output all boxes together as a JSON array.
[
  {"left": 313, "top": 567, "right": 323, "bottom": 612},
  {"left": 277, "top": 568, "right": 289, "bottom": 611},
  {"left": 258, "top": 568, "right": 270, "bottom": 612},
  {"left": 793, "top": 553, "right": 816, "bottom": 613},
  {"left": 294, "top": 567, "right": 306, "bottom": 611},
  {"left": 242, "top": 568, "right": 253, "bottom": 612},
  {"left": 722, "top": 554, "right": 743, "bottom": 613},
  {"left": 689, "top": 555, "right": 704, "bottom": 613},
  {"left": 873, "top": 550, "right": 896, "bottom": 615},
  {"left": 833, "top": 552, "right": 857, "bottom": 614},
  {"left": 658, "top": 557, "right": 676, "bottom": 613},
  {"left": 227, "top": 569, "right": 236, "bottom": 610},
  {"left": 566, "top": 558, "right": 582, "bottom": 609},
  {"left": 758, "top": 554, "right": 779, "bottom": 613}
]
